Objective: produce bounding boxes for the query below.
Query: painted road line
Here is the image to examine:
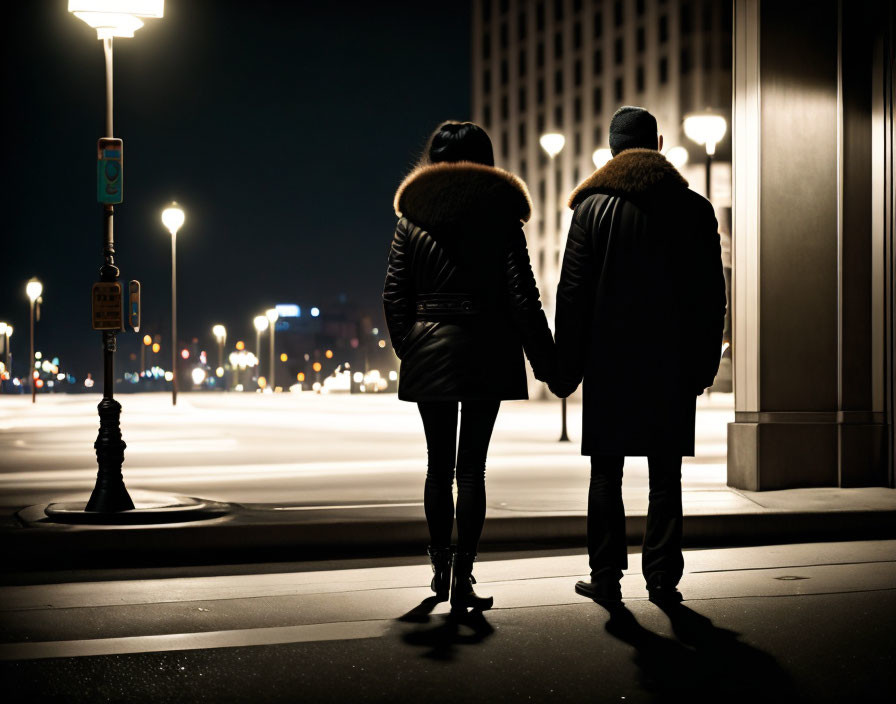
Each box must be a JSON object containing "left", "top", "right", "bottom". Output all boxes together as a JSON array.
[
  {"left": 273, "top": 502, "right": 424, "bottom": 511},
  {"left": 0, "top": 619, "right": 391, "bottom": 661}
]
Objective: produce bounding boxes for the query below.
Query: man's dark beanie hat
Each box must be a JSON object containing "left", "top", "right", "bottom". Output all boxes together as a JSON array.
[{"left": 608, "top": 106, "right": 658, "bottom": 156}]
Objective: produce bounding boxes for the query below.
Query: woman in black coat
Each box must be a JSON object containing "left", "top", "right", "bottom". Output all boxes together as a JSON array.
[{"left": 383, "top": 121, "right": 554, "bottom": 610}]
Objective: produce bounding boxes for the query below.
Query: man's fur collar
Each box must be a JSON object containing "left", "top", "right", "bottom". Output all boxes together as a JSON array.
[
  {"left": 568, "top": 148, "right": 688, "bottom": 209},
  {"left": 394, "top": 161, "right": 532, "bottom": 230}
]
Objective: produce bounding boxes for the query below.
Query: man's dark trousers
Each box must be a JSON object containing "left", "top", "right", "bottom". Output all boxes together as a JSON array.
[{"left": 587, "top": 454, "right": 684, "bottom": 587}]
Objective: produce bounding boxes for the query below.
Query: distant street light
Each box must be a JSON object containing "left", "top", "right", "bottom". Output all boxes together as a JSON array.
[
  {"left": 71, "top": 1, "right": 165, "bottom": 513},
  {"left": 683, "top": 112, "right": 727, "bottom": 201},
  {"left": 212, "top": 324, "right": 227, "bottom": 371},
  {"left": 664, "top": 146, "right": 689, "bottom": 170},
  {"left": 592, "top": 148, "right": 613, "bottom": 169},
  {"left": 265, "top": 308, "right": 279, "bottom": 391},
  {"left": 162, "top": 202, "right": 184, "bottom": 406},
  {"left": 25, "top": 278, "right": 42, "bottom": 404},
  {"left": 253, "top": 315, "right": 268, "bottom": 386},
  {"left": 539, "top": 133, "right": 570, "bottom": 444}
]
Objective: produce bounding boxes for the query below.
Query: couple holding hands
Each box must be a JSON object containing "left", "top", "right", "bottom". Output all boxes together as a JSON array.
[{"left": 383, "top": 106, "right": 726, "bottom": 612}]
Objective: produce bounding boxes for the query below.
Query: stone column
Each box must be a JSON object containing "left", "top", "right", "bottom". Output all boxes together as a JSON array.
[{"left": 728, "top": 0, "right": 891, "bottom": 490}]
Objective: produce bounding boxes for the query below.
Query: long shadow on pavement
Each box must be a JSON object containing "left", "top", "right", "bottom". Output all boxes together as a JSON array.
[
  {"left": 604, "top": 602, "right": 795, "bottom": 702},
  {"left": 395, "top": 598, "right": 495, "bottom": 661}
]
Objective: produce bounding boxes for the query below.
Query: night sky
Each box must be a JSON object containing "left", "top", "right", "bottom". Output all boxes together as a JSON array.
[{"left": 2, "top": 1, "right": 471, "bottom": 379}]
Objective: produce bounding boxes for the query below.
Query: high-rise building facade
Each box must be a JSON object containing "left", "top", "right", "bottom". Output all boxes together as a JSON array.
[{"left": 471, "top": 0, "right": 732, "bottom": 315}]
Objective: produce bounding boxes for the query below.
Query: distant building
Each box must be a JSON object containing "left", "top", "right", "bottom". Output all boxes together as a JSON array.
[{"left": 471, "top": 0, "right": 732, "bottom": 316}]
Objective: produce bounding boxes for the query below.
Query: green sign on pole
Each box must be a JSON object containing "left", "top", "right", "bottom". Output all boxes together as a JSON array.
[{"left": 97, "top": 138, "right": 123, "bottom": 204}]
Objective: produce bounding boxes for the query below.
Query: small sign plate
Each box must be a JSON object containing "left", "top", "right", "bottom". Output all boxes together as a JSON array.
[
  {"left": 97, "top": 138, "right": 123, "bottom": 204},
  {"left": 92, "top": 282, "right": 123, "bottom": 330},
  {"left": 127, "top": 280, "right": 141, "bottom": 332}
]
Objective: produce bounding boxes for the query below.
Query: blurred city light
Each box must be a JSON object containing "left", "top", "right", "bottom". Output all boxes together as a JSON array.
[
  {"left": 181, "top": 349, "right": 190, "bottom": 360},
  {"left": 592, "top": 148, "right": 613, "bottom": 169},
  {"left": 215, "top": 367, "right": 224, "bottom": 378},
  {"left": 325, "top": 350, "right": 333, "bottom": 359},
  {"left": 191, "top": 368, "right": 206, "bottom": 385},
  {"left": 280, "top": 353, "right": 288, "bottom": 362},
  {"left": 353, "top": 372, "right": 363, "bottom": 383},
  {"left": 312, "top": 362, "right": 322, "bottom": 372},
  {"left": 143, "top": 334, "right": 152, "bottom": 346},
  {"left": 164, "top": 371, "right": 174, "bottom": 381},
  {"left": 236, "top": 340, "right": 245, "bottom": 351},
  {"left": 683, "top": 112, "right": 728, "bottom": 156},
  {"left": 310, "top": 307, "right": 320, "bottom": 317},
  {"left": 161, "top": 203, "right": 185, "bottom": 236},
  {"left": 378, "top": 340, "right": 386, "bottom": 348},
  {"left": 275, "top": 304, "right": 300, "bottom": 318},
  {"left": 665, "top": 145, "right": 689, "bottom": 168},
  {"left": 388, "top": 371, "right": 398, "bottom": 381},
  {"left": 297, "top": 372, "right": 305, "bottom": 382},
  {"left": 152, "top": 342, "right": 160, "bottom": 353},
  {"left": 539, "top": 133, "right": 566, "bottom": 158},
  {"left": 26, "top": 278, "right": 43, "bottom": 302},
  {"left": 212, "top": 324, "right": 226, "bottom": 342},
  {"left": 258, "top": 376, "right": 267, "bottom": 389},
  {"left": 253, "top": 315, "right": 268, "bottom": 332},
  {"left": 265, "top": 308, "right": 279, "bottom": 324},
  {"left": 35, "top": 352, "right": 42, "bottom": 359}
]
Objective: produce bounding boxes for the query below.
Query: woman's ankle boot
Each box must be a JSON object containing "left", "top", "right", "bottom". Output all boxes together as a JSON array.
[
  {"left": 450, "top": 550, "right": 493, "bottom": 611},
  {"left": 427, "top": 546, "right": 453, "bottom": 601}
]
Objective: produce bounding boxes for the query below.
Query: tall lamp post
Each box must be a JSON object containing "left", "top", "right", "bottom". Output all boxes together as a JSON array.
[
  {"left": 162, "top": 203, "right": 184, "bottom": 406},
  {"left": 539, "top": 132, "right": 570, "bottom": 442},
  {"left": 1, "top": 324, "right": 11, "bottom": 387},
  {"left": 265, "top": 308, "right": 279, "bottom": 391},
  {"left": 253, "top": 315, "right": 268, "bottom": 387},
  {"left": 71, "top": 2, "right": 164, "bottom": 513},
  {"left": 212, "top": 325, "right": 227, "bottom": 370},
  {"left": 25, "top": 278, "right": 43, "bottom": 404},
  {"left": 683, "top": 112, "right": 727, "bottom": 202}
]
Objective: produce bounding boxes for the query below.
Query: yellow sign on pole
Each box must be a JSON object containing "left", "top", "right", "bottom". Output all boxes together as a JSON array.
[{"left": 91, "top": 282, "right": 123, "bottom": 330}]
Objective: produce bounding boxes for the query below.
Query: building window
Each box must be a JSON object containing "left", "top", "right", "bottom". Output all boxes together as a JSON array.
[
  {"left": 555, "top": 68, "right": 563, "bottom": 94},
  {"left": 574, "top": 97, "right": 582, "bottom": 121},
  {"left": 614, "top": 1, "right": 623, "bottom": 27},
  {"left": 537, "top": 78, "right": 545, "bottom": 104},
  {"left": 681, "top": 2, "right": 692, "bottom": 35},
  {"left": 537, "top": 112, "right": 545, "bottom": 133},
  {"left": 518, "top": 12, "right": 527, "bottom": 41},
  {"left": 659, "top": 56, "right": 668, "bottom": 84},
  {"left": 681, "top": 47, "right": 692, "bottom": 74},
  {"left": 500, "top": 0, "right": 509, "bottom": 14},
  {"left": 703, "top": 4, "right": 713, "bottom": 31},
  {"left": 518, "top": 123, "right": 527, "bottom": 147},
  {"left": 659, "top": 15, "right": 668, "bottom": 43},
  {"left": 574, "top": 21, "right": 582, "bottom": 49},
  {"left": 554, "top": 105, "right": 564, "bottom": 128},
  {"left": 554, "top": 31, "right": 563, "bottom": 59},
  {"left": 482, "top": 32, "right": 491, "bottom": 60},
  {"left": 501, "top": 94, "right": 509, "bottom": 120},
  {"left": 573, "top": 165, "right": 580, "bottom": 183},
  {"left": 594, "top": 125, "right": 602, "bottom": 145},
  {"left": 519, "top": 49, "right": 527, "bottom": 76},
  {"left": 636, "top": 65, "right": 644, "bottom": 92},
  {"left": 636, "top": 0, "right": 645, "bottom": 16},
  {"left": 501, "top": 130, "right": 509, "bottom": 158},
  {"left": 501, "top": 59, "right": 509, "bottom": 83},
  {"left": 722, "top": 36, "right": 732, "bottom": 69},
  {"left": 593, "top": 49, "right": 603, "bottom": 73},
  {"left": 483, "top": 0, "right": 491, "bottom": 23},
  {"left": 483, "top": 104, "right": 492, "bottom": 127},
  {"left": 593, "top": 85, "right": 603, "bottom": 111},
  {"left": 520, "top": 159, "right": 527, "bottom": 181},
  {"left": 519, "top": 86, "right": 527, "bottom": 112},
  {"left": 594, "top": 12, "right": 603, "bottom": 38},
  {"left": 703, "top": 40, "right": 713, "bottom": 71},
  {"left": 614, "top": 76, "right": 623, "bottom": 101},
  {"left": 500, "top": 22, "right": 508, "bottom": 49},
  {"left": 539, "top": 179, "right": 546, "bottom": 202},
  {"left": 484, "top": 69, "right": 492, "bottom": 93},
  {"left": 537, "top": 2, "right": 545, "bottom": 27},
  {"left": 537, "top": 42, "right": 545, "bottom": 67},
  {"left": 574, "top": 60, "right": 582, "bottom": 86},
  {"left": 637, "top": 27, "right": 645, "bottom": 53},
  {"left": 574, "top": 130, "right": 582, "bottom": 156},
  {"left": 555, "top": 0, "right": 564, "bottom": 22},
  {"left": 614, "top": 38, "right": 624, "bottom": 65},
  {"left": 574, "top": 0, "right": 583, "bottom": 13}
]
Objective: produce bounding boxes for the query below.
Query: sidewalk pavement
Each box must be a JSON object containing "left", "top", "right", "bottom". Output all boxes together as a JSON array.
[
  {"left": 5, "top": 484, "right": 896, "bottom": 569},
  {"left": 2, "top": 541, "right": 895, "bottom": 702}
]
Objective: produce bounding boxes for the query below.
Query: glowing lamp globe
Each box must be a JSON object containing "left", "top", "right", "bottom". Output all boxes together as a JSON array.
[
  {"left": 26, "top": 278, "right": 43, "bottom": 302},
  {"left": 665, "top": 146, "right": 689, "bottom": 169},
  {"left": 253, "top": 316, "right": 269, "bottom": 332},
  {"left": 683, "top": 113, "right": 727, "bottom": 156},
  {"left": 161, "top": 203, "right": 185, "bottom": 236},
  {"left": 592, "top": 148, "right": 613, "bottom": 170},
  {"left": 212, "top": 324, "right": 226, "bottom": 342},
  {"left": 539, "top": 133, "right": 566, "bottom": 159},
  {"left": 265, "top": 308, "right": 279, "bottom": 324},
  {"left": 69, "top": 0, "right": 164, "bottom": 39}
]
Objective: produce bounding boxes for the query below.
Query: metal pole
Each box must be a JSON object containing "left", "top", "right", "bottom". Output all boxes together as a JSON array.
[
  {"left": 217, "top": 340, "right": 223, "bottom": 370},
  {"left": 29, "top": 299, "right": 35, "bottom": 404},
  {"left": 559, "top": 397, "right": 570, "bottom": 442},
  {"left": 705, "top": 151, "right": 712, "bottom": 202},
  {"left": 256, "top": 330, "right": 262, "bottom": 386},
  {"left": 171, "top": 232, "right": 177, "bottom": 405},
  {"left": 140, "top": 344, "right": 145, "bottom": 378},
  {"left": 87, "top": 37, "right": 133, "bottom": 513},
  {"left": 269, "top": 325, "right": 275, "bottom": 391}
]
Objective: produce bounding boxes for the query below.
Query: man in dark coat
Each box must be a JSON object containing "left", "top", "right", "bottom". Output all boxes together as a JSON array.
[{"left": 550, "top": 106, "right": 726, "bottom": 606}]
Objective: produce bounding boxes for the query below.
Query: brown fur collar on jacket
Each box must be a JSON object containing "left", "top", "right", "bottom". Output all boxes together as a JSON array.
[
  {"left": 568, "top": 148, "right": 688, "bottom": 209},
  {"left": 394, "top": 161, "right": 532, "bottom": 231}
]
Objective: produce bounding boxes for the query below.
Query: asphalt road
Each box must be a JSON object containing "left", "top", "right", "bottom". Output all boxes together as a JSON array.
[
  {"left": 1, "top": 540, "right": 894, "bottom": 702},
  {"left": 0, "top": 392, "right": 733, "bottom": 512}
]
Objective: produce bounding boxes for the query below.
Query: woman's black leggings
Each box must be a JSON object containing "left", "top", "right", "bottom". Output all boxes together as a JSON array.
[{"left": 417, "top": 400, "right": 501, "bottom": 553}]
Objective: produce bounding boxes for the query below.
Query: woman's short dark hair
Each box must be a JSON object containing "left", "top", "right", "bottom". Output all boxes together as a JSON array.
[{"left": 426, "top": 121, "right": 495, "bottom": 167}]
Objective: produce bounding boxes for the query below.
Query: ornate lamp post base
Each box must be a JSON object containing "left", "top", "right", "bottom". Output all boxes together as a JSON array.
[{"left": 86, "top": 395, "right": 134, "bottom": 513}]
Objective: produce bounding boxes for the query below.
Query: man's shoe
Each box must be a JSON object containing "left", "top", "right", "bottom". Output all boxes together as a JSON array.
[
  {"left": 575, "top": 579, "right": 622, "bottom": 605},
  {"left": 647, "top": 584, "right": 683, "bottom": 607}
]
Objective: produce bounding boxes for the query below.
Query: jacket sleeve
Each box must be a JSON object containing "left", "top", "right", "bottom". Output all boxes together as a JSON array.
[
  {"left": 504, "top": 225, "right": 556, "bottom": 382},
  {"left": 552, "top": 204, "right": 597, "bottom": 398},
  {"left": 692, "top": 202, "right": 727, "bottom": 392},
  {"left": 382, "top": 219, "right": 415, "bottom": 358}
]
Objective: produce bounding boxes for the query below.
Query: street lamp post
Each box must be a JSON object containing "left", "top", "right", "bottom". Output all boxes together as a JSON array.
[
  {"left": 683, "top": 112, "right": 727, "bottom": 202},
  {"left": 71, "top": 2, "right": 164, "bottom": 512},
  {"left": 265, "top": 309, "right": 278, "bottom": 391},
  {"left": 253, "top": 315, "right": 268, "bottom": 387},
  {"left": 212, "top": 324, "right": 226, "bottom": 370},
  {"left": 539, "top": 132, "right": 570, "bottom": 442},
  {"left": 162, "top": 203, "right": 184, "bottom": 406},
  {"left": 25, "top": 279, "right": 42, "bottom": 404},
  {"left": 141, "top": 334, "right": 151, "bottom": 377},
  {"left": 0, "top": 324, "right": 11, "bottom": 389}
]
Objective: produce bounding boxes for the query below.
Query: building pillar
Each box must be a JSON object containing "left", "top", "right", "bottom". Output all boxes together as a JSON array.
[{"left": 729, "top": 0, "right": 893, "bottom": 490}]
